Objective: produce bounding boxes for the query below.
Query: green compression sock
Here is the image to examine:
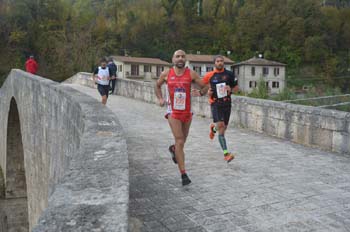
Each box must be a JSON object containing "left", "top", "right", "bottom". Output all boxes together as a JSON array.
[{"left": 218, "top": 135, "right": 227, "bottom": 152}]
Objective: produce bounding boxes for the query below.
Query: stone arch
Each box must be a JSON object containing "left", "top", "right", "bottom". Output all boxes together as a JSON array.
[
  {"left": 6, "top": 98, "right": 27, "bottom": 198},
  {"left": 0, "top": 208, "right": 8, "bottom": 232},
  {"left": 5, "top": 97, "right": 28, "bottom": 231},
  {"left": 0, "top": 166, "right": 6, "bottom": 232},
  {"left": 0, "top": 166, "right": 4, "bottom": 198}
]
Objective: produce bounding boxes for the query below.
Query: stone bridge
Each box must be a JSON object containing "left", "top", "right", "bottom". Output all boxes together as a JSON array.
[
  {"left": 0, "top": 70, "right": 128, "bottom": 231},
  {"left": 0, "top": 70, "right": 350, "bottom": 231}
]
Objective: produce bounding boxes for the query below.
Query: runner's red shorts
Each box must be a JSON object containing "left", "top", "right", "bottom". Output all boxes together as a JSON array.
[{"left": 165, "top": 112, "right": 192, "bottom": 123}]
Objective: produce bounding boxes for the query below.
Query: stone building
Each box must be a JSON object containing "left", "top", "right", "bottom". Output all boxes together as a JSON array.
[
  {"left": 111, "top": 56, "right": 171, "bottom": 81},
  {"left": 233, "top": 57, "right": 286, "bottom": 94},
  {"left": 185, "top": 54, "right": 234, "bottom": 77}
]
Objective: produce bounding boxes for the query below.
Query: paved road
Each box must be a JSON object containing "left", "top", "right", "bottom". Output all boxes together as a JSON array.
[{"left": 71, "top": 84, "right": 350, "bottom": 232}]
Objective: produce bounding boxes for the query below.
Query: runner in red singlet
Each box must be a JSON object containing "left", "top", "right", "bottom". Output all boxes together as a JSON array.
[
  {"left": 165, "top": 67, "right": 193, "bottom": 123},
  {"left": 155, "top": 50, "right": 207, "bottom": 186}
]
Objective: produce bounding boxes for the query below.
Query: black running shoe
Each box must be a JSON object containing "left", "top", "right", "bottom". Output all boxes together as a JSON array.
[
  {"left": 168, "top": 145, "right": 177, "bottom": 164},
  {"left": 181, "top": 173, "right": 191, "bottom": 186}
]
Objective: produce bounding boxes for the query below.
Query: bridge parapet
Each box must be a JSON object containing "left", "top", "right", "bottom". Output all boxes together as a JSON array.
[
  {"left": 69, "top": 72, "right": 350, "bottom": 154},
  {"left": 0, "top": 70, "right": 128, "bottom": 231}
]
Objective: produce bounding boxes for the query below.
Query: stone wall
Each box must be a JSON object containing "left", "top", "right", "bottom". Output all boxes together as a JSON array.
[
  {"left": 0, "top": 70, "right": 129, "bottom": 231},
  {"left": 229, "top": 97, "right": 350, "bottom": 154},
  {"left": 70, "top": 73, "right": 350, "bottom": 154},
  {"left": 0, "top": 166, "right": 4, "bottom": 198},
  {"left": 64, "top": 72, "right": 96, "bottom": 88},
  {"left": 0, "top": 208, "right": 7, "bottom": 232}
]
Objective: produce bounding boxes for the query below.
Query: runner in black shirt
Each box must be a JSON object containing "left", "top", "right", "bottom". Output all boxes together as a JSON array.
[
  {"left": 107, "top": 57, "right": 117, "bottom": 94},
  {"left": 202, "top": 55, "right": 238, "bottom": 163}
]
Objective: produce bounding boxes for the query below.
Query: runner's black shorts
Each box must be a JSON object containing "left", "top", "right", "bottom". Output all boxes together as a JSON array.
[
  {"left": 211, "top": 104, "right": 231, "bottom": 125},
  {"left": 97, "top": 84, "right": 110, "bottom": 97}
]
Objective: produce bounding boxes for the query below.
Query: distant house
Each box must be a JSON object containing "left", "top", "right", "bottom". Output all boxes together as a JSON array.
[
  {"left": 111, "top": 56, "right": 171, "bottom": 80},
  {"left": 233, "top": 57, "right": 286, "bottom": 94},
  {"left": 185, "top": 54, "right": 234, "bottom": 77}
]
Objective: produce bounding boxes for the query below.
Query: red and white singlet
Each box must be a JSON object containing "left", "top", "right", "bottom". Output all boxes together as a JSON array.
[{"left": 166, "top": 68, "right": 192, "bottom": 122}]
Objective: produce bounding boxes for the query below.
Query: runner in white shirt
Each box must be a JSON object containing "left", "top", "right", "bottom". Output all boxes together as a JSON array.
[{"left": 93, "top": 58, "right": 112, "bottom": 105}]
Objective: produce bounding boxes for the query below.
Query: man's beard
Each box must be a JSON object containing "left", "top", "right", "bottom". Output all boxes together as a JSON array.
[
  {"left": 175, "top": 62, "right": 185, "bottom": 68},
  {"left": 215, "top": 65, "right": 224, "bottom": 70}
]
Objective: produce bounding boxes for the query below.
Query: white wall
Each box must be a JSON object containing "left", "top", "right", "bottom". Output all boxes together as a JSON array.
[
  {"left": 114, "top": 61, "right": 124, "bottom": 79},
  {"left": 113, "top": 61, "right": 169, "bottom": 80}
]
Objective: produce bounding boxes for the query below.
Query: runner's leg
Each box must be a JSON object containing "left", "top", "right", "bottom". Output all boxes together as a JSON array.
[
  {"left": 216, "top": 106, "right": 234, "bottom": 162},
  {"left": 102, "top": 95, "right": 107, "bottom": 105},
  {"left": 168, "top": 116, "right": 192, "bottom": 185},
  {"left": 168, "top": 116, "right": 189, "bottom": 172},
  {"left": 217, "top": 121, "right": 228, "bottom": 152}
]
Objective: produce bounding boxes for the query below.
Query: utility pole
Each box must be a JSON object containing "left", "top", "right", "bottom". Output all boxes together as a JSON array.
[{"left": 197, "top": 0, "right": 202, "bottom": 16}]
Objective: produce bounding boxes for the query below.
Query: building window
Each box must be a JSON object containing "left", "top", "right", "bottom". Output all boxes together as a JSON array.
[
  {"left": 249, "top": 81, "right": 257, "bottom": 88},
  {"left": 193, "top": 66, "right": 201, "bottom": 74},
  {"left": 144, "top": 65, "right": 151, "bottom": 72},
  {"left": 266, "top": 82, "right": 269, "bottom": 88},
  {"left": 118, "top": 65, "right": 122, "bottom": 72},
  {"left": 272, "top": 81, "right": 279, "bottom": 88},
  {"left": 131, "top": 64, "right": 139, "bottom": 76},
  {"left": 263, "top": 67, "right": 269, "bottom": 76},
  {"left": 206, "top": 66, "right": 213, "bottom": 72},
  {"left": 274, "top": 67, "right": 280, "bottom": 76},
  {"left": 251, "top": 67, "right": 255, "bottom": 76},
  {"left": 156, "top": 66, "right": 164, "bottom": 77}
]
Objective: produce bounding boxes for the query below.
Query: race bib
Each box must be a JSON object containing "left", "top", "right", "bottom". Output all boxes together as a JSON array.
[
  {"left": 173, "top": 90, "right": 186, "bottom": 110},
  {"left": 216, "top": 83, "right": 227, "bottom": 98},
  {"left": 98, "top": 75, "right": 108, "bottom": 81}
]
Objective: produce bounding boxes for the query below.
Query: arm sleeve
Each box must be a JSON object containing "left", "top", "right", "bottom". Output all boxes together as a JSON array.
[
  {"left": 93, "top": 67, "right": 99, "bottom": 75},
  {"left": 229, "top": 72, "right": 238, "bottom": 88},
  {"left": 202, "top": 72, "right": 212, "bottom": 85}
]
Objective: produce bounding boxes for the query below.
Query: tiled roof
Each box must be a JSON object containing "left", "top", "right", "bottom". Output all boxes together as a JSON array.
[
  {"left": 233, "top": 57, "right": 286, "bottom": 66},
  {"left": 186, "top": 54, "right": 234, "bottom": 64},
  {"left": 111, "top": 56, "right": 171, "bottom": 66}
]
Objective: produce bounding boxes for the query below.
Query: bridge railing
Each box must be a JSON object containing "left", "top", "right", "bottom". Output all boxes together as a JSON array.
[{"left": 69, "top": 72, "right": 350, "bottom": 154}]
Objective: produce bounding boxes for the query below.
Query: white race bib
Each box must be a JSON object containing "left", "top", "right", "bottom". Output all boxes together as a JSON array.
[
  {"left": 216, "top": 83, "right": 227, "bottom": 98},
  {"left": 98, "top": 75, "right": 108, "bottom": 80},
  {"left": 173, "top": 91, "right": 186, "bottom": 110}
]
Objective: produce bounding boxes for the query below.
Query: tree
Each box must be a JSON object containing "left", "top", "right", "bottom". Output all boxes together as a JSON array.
[
  {"left": 304, "top": 36, "right": 328, "bottom": 64},
  {"left": 248, "top": 78, "right": 269, "bottom": 99},
  {"left": 0, "top": 0, "right": 349, "bottom": 90}
]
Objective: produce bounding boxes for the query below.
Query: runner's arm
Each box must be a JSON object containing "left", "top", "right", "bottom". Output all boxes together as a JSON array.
[
  {"left": 198, "top": 85, "right": 209, "bottom": 96},
  {"left": 228, "top": 72, "right": 239, "bottom": 94},
  {"left": 155, "top": 70, "right": 168, "bottom": 106},
  {"left": 92, "top": 67, "right": 98, "bottom": 83},
  {"left": 112, "top": 64, "right": 117, "bottom": 80},
  {"left": 190, "top": 70, "right": 209, "bottom": 96},
  {"left": 108, "top": 67, "right": 112, "bottom": 80}
]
